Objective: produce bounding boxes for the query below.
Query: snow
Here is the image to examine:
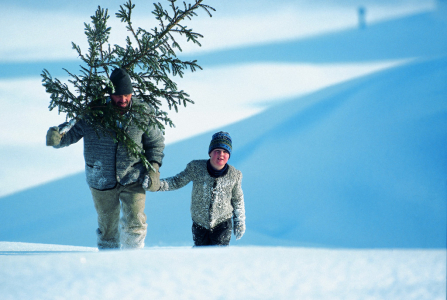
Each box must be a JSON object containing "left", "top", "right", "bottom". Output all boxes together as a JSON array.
[
  {"left": 0, "top": 0, "right": 446, "bottom": 299},
  {"left": 0, "top": 243, "right": 445, "bottom": 300},
  {"left": 0, "top": 0, "right": 436, "bottom": 62}
]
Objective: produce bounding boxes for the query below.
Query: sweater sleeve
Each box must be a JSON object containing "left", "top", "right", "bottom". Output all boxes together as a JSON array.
[
  {"left": 142, "top": 125, "right": 165, "bottom": 166},
  {"left": 53, "top": 120, "right": 85, "bottom": 149},
  {"left": 159, "top": 161, "right": 194, "bottom": 192},
  {"left": 231, "top": 171, "right": 246, "bottom": 224}
]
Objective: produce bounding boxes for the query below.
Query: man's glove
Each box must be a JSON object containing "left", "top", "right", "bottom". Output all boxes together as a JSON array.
[
  {"left": 142, "top": 175, "right": 152, "bottom": 191},
  {"left": 46, "top": 126, "right": 62, "bottom": 146},
  {"left": 142, "top": 162, "right": 160, "bottom": 192},
  {"left": 234, "top": 221, "right": 245, "bottom": 240}
]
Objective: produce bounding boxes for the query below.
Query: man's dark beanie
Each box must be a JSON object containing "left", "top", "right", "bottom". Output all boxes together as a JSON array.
[{"left": 110, "top": 68, "right": 133, "bottom": 95}]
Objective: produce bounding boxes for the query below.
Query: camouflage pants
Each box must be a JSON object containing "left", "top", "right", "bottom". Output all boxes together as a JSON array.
[{"left": 90, "top": 182, "right": 147, "bottom": 250}]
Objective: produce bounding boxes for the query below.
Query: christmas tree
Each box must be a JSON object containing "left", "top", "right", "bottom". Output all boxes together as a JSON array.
[{"left": 41, "top": 0, "right": 214, "bottom": 171}]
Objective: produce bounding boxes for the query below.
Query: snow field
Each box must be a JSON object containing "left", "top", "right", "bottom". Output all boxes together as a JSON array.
[{"left": 0, "top": 243, "right": 445, "bottom": 300}]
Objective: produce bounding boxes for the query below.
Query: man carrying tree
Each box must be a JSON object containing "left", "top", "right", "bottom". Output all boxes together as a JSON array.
[
  {"left": 41, "top": 0, "right": 215, "bottom": 249},
  {"left": 46, "top": 68, "right": 165, "bottom": 250}
]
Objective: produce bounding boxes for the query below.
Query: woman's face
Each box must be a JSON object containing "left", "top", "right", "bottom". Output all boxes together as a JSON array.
[{"left": 209, "top": 148, "right": 230, "bottom": 170}]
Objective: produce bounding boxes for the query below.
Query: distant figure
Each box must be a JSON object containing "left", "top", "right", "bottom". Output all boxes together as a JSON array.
[
  {"left": 437, "top": 0, "right": 447, "bottom": 16},
  {"left": 154, "top": 131, "right": 246, "bottom": 246},
  {"left": 358, "top": 6, "right": 366, "bottom": 29}
]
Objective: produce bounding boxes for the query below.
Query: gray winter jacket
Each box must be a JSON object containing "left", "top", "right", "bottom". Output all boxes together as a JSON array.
[
  {"left": 159, "top": 160, "right": 245, "bottom": 229},
  {"left": 55, "top": 98, "right": 165, "bottom": 190}
]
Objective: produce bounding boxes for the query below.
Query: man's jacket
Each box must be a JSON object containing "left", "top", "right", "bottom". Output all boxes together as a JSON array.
[{"left": 55, "top": 99, "right": 165, "bottom": 190}]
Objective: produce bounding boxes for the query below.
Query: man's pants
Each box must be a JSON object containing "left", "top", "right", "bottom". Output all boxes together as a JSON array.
[
  {"left": 90, "top": 182, "right": 147, "bottom": 250},
  {"left": 192, "top": 219, "right": 232, "bottom": 246}
]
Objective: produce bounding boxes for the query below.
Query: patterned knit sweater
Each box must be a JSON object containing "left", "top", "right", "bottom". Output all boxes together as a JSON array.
[
  {"left": 159, "top": 160, "right": 246, "bottom": 230},
  {"left": 54, "top": 98, "right": 165, "bottom": 190}
]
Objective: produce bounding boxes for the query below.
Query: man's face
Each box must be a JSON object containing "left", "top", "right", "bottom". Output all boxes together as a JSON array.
[{"left": 111, "top": 94, "right": 132, "bottom": 109}]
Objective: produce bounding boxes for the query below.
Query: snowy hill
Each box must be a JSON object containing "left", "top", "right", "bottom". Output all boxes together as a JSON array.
[
  {"left": 141, "top": 55, "right": 447, "bottom": 249},
  {"left": 1, "top": 6, "right": 446, "bottom": 248},
  {"left": 189, "top": 10, "right": 447, "bottom": 66},
  {"left": 1, "top": 55, "right": 445, "bottom": 248}
]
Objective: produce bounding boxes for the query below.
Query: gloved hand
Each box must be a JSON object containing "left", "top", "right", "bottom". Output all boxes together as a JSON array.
[
  {"left": 142, "top": 174, "right": 152, "bottom": 191},
  {"left": 234, "top": 221, "right": 245, "bottom": 240},
  {"left": 46, "top": 126, "right": 62, "bottom": 146},
  {"left": 142, "top": 162, "right": 160, "bottom": 192}
]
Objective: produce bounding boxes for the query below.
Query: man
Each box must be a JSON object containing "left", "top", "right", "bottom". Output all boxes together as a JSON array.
[{"left": 46, "top": 68, "right": 165, "bottom": 250}]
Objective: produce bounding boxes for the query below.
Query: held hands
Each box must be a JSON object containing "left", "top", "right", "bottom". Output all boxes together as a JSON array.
[
  {"left": 142, "top": 175, "right": 152, "bottom": 191},
  {"left": 142, "top": 162, "right": 161, "bottom": 192},
  {"left": 46, "top": 126, "right": 62, "bottom": 146},
  {"left": 234, "top": 221, "right": 246, "bottom": 240}
]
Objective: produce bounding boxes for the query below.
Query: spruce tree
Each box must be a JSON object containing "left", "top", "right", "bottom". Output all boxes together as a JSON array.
[{"left": 41, "top": 0, "right": 214, "bottom": 171}]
